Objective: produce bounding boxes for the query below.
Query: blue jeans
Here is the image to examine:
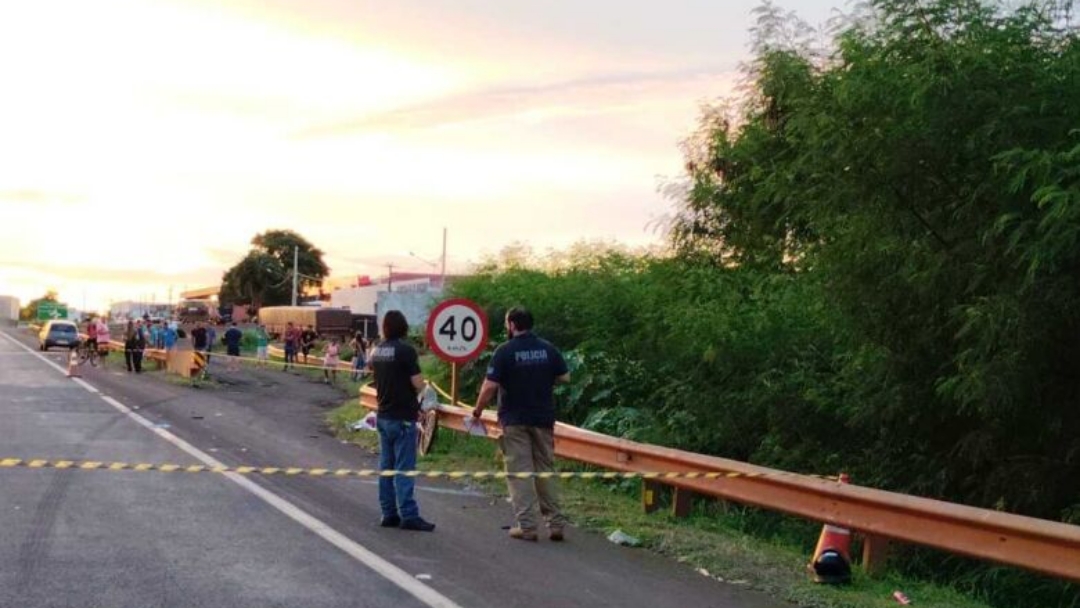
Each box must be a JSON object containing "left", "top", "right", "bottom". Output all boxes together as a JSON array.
[{"left": 377, "top": 417, "right": 420, "bottom": 520}]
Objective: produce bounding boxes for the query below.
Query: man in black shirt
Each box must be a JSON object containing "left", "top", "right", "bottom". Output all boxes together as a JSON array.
[
  {"left": 223, "top": 322, "right": 243, "bottom": 372},
  {"left": 369, "top": 310, "right": 435, "bottom": 532},
  {"left": 191, "top": 322, "right": 208, "bottom": 352},
  {"left": 472, "top": 306, "right": 570, "bottom": 541},
  {"left": 190, "top": 322, "right": 209, "bottom": 377},
  {"left": 300, "top": 325, "right": 317, "bottom": 364}
]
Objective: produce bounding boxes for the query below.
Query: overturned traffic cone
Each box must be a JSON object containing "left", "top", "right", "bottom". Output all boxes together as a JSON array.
[
  {"left": 66, "top": 349, "right": 81, "bottom": 378},
  {"left": 809, "top": 472, "right": 852, "bottom": 584}
]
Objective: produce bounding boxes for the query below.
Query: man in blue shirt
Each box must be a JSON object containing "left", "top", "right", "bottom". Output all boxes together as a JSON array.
[
  {"left": 149, "top": 322, "right": 162, "bottom": 350},
  {"left": 472, "top": 306, "right": 570, "bottom": 541},
  {"left": 163, "top": 322, "right": 178, "bottom": 352}
]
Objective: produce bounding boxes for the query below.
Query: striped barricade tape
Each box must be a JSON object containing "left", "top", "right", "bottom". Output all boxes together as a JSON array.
[{"left": 0, "top": 457, "right": 806, "bottom": 481}]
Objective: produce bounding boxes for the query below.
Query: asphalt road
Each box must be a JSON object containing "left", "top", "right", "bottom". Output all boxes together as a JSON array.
[{"left": 1, "top": 327, "right": 784, "bottom": 608}]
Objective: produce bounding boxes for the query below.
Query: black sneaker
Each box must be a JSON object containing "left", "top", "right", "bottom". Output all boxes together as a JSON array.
[
  {"left": 379, "top": 515, "right": 401, "bottom": 528},
  {"left": 399, "top": 517, "right": 435, "bottom": 532}
]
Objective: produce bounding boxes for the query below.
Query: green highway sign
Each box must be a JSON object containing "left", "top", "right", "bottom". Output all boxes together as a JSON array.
[{"left": 37, "top": 302, "right": 68, "bottom": 321}]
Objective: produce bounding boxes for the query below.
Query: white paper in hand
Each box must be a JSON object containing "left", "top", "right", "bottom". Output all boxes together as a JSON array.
[{"left": 463, "top": 416, "right": 487, "bottom": 437}]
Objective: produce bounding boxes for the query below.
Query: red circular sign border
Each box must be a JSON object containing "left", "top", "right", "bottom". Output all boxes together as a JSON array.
[{"left": 425, "top": 298, "right": 489, "bottom": 364}]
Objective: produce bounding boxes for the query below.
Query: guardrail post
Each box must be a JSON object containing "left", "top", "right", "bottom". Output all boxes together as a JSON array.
[
  {"left": 861, "top": 534, "right": 891, "bottom": 576},
  {"left": 672, "top": 487, "right": 695, "bottom": 518},
  {"left": 642, "top": 479, "right": 664, "bottom": 514}
]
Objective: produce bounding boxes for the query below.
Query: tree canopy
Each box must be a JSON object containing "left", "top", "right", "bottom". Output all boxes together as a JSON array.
[
  {"left": 444, "top": 2, "right": 1080, "bottom": 605},
  {"left": 219, "top": 230, "right": 329, "bottom": 308},
  {"left": 671, "top": 0, "right": 1080, "bottom": 518}
]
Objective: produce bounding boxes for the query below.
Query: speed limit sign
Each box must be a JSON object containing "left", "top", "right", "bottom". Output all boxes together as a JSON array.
[{"left": 426, "top": 298, "right": 489, "bottom": 363}]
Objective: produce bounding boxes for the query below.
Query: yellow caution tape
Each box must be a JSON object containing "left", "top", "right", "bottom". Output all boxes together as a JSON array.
[{"left": 0, "top": 457, "right": 806, "bottom": 481}]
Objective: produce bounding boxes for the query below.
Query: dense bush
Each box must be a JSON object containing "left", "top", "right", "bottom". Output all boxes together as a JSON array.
[{"left": 442, "top": 2, "right": 1080, "bottom": 605}]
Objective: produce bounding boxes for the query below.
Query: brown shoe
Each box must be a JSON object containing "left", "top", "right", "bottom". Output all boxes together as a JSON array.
[
  {"left": 549, "top": 528, "right": 565, "bottom": 542},
  {"left": 508, "top": 527, "right": 538, "bottom": 541}
]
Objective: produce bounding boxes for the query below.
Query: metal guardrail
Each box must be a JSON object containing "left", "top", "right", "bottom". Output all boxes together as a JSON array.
[
  {"left": 43, "top": 327, "right": 1080, "bottom": 580},
  {"left": 357, "top": 386, "right": 1080, "bottom": 582}
]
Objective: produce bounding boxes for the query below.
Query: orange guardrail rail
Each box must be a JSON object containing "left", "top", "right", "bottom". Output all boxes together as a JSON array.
[{"left": 357, "top": 385, "right": 1080, "bottom": 583}]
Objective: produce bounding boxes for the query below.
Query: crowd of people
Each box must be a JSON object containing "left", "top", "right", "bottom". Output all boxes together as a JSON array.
[{"left": 80, "top": 316, "right": 369, "bottom": 381}]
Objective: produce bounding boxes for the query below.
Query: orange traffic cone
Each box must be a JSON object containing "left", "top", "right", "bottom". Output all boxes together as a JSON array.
[
  {"left": 66, "top": 349, "right": 81, "bottom": 378},
  {"left": 809, "top": 472, "right": 852, "bottom": 584}
]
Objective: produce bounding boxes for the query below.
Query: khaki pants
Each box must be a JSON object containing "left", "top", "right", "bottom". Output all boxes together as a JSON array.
[{"left": 500, "top": 425, "right": 567, "bottom": 531}]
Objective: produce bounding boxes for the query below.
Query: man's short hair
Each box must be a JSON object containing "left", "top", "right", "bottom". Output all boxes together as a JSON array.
[
  {"left": 382, "top": 310, "right": 409, "bottom": 340},
  {"left": 506, "top": 306, "right": 534, "bottom": 331}
]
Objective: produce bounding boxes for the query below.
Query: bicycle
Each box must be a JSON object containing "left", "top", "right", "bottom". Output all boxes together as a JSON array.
[{"left": 77, "top": 340, "right": 100, "bottom": 367}]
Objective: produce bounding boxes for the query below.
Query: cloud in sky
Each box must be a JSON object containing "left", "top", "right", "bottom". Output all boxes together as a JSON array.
[
  {"left": 292, "top": 66, "right": 738, "bottom": 138},
  {"left": 0, "top": 0, "right": 839, "bottom": 309}
]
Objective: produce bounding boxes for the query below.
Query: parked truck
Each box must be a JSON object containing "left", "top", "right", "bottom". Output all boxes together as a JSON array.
[
  {"left": 176, "top": 300, "right": 212, "bottom": 324},
  {"left": 0, "top": 295, "right": 19, "bottom": 322},
  {"left": 257, "top": 306, "right": 353, "bottom": 339}
]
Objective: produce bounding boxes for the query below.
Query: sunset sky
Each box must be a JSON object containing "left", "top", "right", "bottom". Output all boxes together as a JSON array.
[{"left": 0, "top": 0, "right": 836, "bottom": 311}]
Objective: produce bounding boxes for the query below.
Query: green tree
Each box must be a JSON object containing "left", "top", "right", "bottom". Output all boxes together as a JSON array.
[
  {"left": 219, "top": 251, "right": 285, "bottom": 309},
  {"left": 444, "top": 2, "right": 1079, "bottom": 605},
  {"left": 251, "top": 229, "right": 330, "bottom": 289},
  {"left": 219, "top": 230, "right": 330, "bottom": 308},
  {"left": 673, "top": 0, "right": 1080, "bottom": 518}
]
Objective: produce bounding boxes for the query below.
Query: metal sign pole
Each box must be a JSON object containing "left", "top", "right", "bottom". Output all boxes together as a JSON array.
[{"left": 450, "top": 362, "right": 459, "bottom": 407}]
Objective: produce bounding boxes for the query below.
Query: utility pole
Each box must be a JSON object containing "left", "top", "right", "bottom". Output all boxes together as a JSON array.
[
  {"left": 387, "top": 263, "right": 395, "bottom": 292},
  {"left": 440, "top": 226, "right": 447, "bottom": 289},
  {"left": 291, "top": 245, "right": 299, "bottom": 306}
]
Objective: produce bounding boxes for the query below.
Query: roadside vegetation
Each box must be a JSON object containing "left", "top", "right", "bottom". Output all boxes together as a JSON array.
[
  {"left": 414, "top": 2, "right": 1080, "bottom": 607},
  {"left": 327, "top": 401, "right": 995, "bottom": 608}
]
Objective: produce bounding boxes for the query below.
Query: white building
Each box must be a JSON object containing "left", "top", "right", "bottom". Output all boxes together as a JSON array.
[
  {"left": 0, "top": 295, "right": 19, "bottom": 321},
  {"left": 329, "top": 278, "right": 432, "bottom": 315}
]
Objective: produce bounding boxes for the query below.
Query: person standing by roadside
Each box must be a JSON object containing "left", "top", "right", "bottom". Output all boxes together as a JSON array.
[
  {"left": 223, "top": 322, "right": 243, "bottom": 372},
  {"left": 123, "top": 321, "right": 136, "bottom": 372},
  {"left": 349, "top": 332, "right": 367, "bottom": 381},
  {"left": 300, "top": 324, "right": 317, "bottom": 365},
  {"left": 84, "top": 316, "right": 99, "bottom": 352},
  {"left": 254, "top": 324, "right": 269, "bottom": 367},
  {"left": 206, "top": 323, "right": 218, "bottom": 365},
  {"left": 472, "top": 307, "right": 571, "bottom": 542},
  {"left": 124, "top": 320, "right": 146, "bottom": 373},
  {"left": 163, "top": 322, "right": 178, "bottom": 352},
  {"left": 190, "top": 321, "right": 208, "bottom": 365},
  {"left": 132, "top": 320, "right": 147, "bottom": 373},
  {"left": 283, "top": 322, "right": 300, "bottom": 371},
  {"left": 323, "top": 336, "right": 340, "bottom": 384},
  {"left": 148, "top": 321, "right": 160, "bottom": 351},
  {"left": 96, "top": 318, "right": 111, "bottom": 354},
  {"left": 190, "top": 322, "right": 208, "bottom": 351},
  {"left": 369, "top": 310, "right": 435, "bottom": 532}
]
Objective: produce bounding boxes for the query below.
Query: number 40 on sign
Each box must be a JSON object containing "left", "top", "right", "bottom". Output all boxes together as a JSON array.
[
  {"left": 426, "top": 298, "right": 489, "bottom": 407},
  {"left": 426, "top": 298, "right": 488, "bottom": 364}
]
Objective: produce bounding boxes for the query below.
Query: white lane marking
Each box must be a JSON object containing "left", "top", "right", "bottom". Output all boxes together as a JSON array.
[
  {"left": 0, "top": 330, "right": 462, "bottom": 608},
  {"left": 73, "top": 378, "right": 99, "bottom": 393}
]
